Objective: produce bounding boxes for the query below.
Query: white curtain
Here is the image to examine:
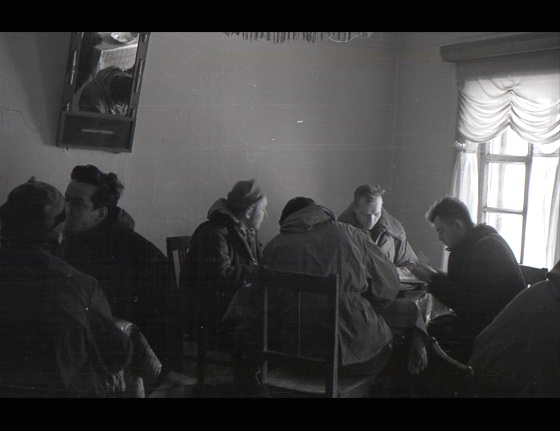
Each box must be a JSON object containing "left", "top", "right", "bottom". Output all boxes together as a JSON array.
[
  {"left": 456, "top": 50, "right": 560, "bottom": 145},
  {"left": 450, "top": 49, "right": 560, "bottom": 269},
  {"left": 450, "top": 141, "right": 479, "bottom": 216}
]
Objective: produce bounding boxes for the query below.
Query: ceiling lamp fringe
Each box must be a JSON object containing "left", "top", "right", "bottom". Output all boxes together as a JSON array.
[{"left": 223, "top": 32, "right": 372, "bottom": 43}]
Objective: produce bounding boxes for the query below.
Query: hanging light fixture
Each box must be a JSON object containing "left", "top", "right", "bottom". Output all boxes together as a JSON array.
[{"left": 223, "top": 32, "right": 379, "bottom": 43}]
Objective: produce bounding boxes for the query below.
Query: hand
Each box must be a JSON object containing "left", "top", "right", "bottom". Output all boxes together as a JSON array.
[
  {"left": 407, "top": 328, "right": 429, "bottom": 374},
  {"left": 407, "top": 345, "right": 428, "bottom": 375},
  {"left": 407, "top": 263, "right": 434, "bottom": 283}
]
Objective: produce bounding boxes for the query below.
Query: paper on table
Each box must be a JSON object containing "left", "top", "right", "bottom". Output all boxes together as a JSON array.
[{"left": 398, "top": 266, "right": 425, "bottom": 284}]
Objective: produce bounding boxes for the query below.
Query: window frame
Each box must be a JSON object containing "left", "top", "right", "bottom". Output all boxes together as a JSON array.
[{"left": 477, "top": 132, "right": 534, "bottom": 263}]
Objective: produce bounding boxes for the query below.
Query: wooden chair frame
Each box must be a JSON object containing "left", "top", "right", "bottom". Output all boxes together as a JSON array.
[
  {"left": 258, "top": 266, "right": 379, "bottom": 398},
  {"left": 165, "top": 235, "right": 192, "bottom": 372}
]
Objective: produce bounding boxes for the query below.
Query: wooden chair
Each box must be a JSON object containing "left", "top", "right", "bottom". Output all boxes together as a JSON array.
[
  {"left": 519, "top": 264, "right": 548, "bottom": 287},
  {"left": 165, "top": 235, "right": 192, "bottom": 372},
  {"left": 166, "top": 235, "right": 192, "bottom": 290},
  {"left": 167, "top": 236, "right": 238, "bottom": 394},
  {"left": 257, "top": 266, "right": 383, "bottom": 398},
  {"left": 417, "top": 337, "right": 475, "bottom": 398}
]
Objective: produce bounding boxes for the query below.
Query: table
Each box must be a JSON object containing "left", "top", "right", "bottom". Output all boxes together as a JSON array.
[
  {"left": 91, "top": 32, "right": 139, "bottom": 74},
  {"left": 380, "top": 284, "right": 455, "bottom": 337},
  {"left": 378, "top": 284, "right": 455, "bottom": 377}
]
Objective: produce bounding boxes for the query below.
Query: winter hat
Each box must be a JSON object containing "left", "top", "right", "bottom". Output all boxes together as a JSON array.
[
  {"left": 0, "top": 177, "right": 66, "bottom": 243},
  {"left": 226, "top": 179, "right": 265, "bottom": 213},
  {"left": 279, "top": 197, "right": 315, "bottom": 225}
]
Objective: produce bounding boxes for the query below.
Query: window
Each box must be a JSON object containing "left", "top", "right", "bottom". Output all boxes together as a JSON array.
[
  {"left": 476, "top": 127, "right": 560, "bottom": 266},
  {"left": 447, "top": 46, "right": 560, "bottom": 269}
]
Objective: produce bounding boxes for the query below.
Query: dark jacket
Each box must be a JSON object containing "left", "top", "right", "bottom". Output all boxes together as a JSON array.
[
  {"left": 182, "top": 198, "right": 263, "bottom": 332},
  {"left": 0, "top": 245, "right": 133, "bottom": 397},
  {"left": 429, "top": 224, "right": 526, "bottom": 349},
  {"left": 61, "top": 207, "right": 169, "bottom": 348},
  {"left": 338, "top": 205, "right": 419, "bottom": 267},
  {"left": 469, "top": 260, "right": 560, "bottom": 397},
  {"left": 262, "top": 204, "right": 400, "bottom": 367}
]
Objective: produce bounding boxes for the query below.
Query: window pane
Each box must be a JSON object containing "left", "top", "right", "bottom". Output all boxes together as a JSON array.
[
  {"left": 488, "top": 128, "right": 529, "bottom": 156},
  {"left": 486, "top": 162, "right": 526, "bottom": 211},
  {"left": 485, "top": 212, "right": 522, "bottom": 262}
]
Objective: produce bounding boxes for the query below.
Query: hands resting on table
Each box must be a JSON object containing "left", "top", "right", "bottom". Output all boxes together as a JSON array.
[{"left": 407, "top": 262, "right": 447, "bottom": 286}]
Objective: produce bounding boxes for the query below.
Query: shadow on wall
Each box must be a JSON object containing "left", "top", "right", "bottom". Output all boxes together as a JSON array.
[{"left": 0, "top": 32, "right": 69, "bottom": 145}]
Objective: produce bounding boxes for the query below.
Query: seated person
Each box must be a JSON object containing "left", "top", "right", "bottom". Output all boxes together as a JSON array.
[
  {"left": 78, "top": 66, "right": 133, "bottom": 115},
  {"left": 338, "top": 185, "right": 420, "bottom": 279},
  {"left": 260, "top": 197, "right": 401, "bottom": 377},
  {"left": 0, "top": 178, "right": 133, "bottom": 397},
  {"left": 420, "top": 196, "right": 526, "bottom": 362},
  {"left": 60, "top": 165, "right": 170, "bottom": 369},
  {"left": 469, "top": 259, "right": 560, "bottom": 398},
  {"left": 181, "top": 179, "right": 267, "bottom": 340}
]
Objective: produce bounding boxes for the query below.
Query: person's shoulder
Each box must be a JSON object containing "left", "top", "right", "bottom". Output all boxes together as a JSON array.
[
  {"left": 377, "top": 210, "right": 407, "bottom": 240},
  {"left": 47, "top": 252, "right": 95, "bottom": 282},
  {"left": 192, "top": 219, "right": 231, "bottom": 243},
  {"left": 335, "top": 220, "right": 371, "bottom": 243},
  {"left": 337, "top": 204, "right": 355, "bottom": 223},
  {"left": 49, "top": 256, "right": 103, "bottom": 301},
  {"left": 471, "top": 227, "right": 513, "bottom": 254},
  {"left": 120, "top": 229, "right": 166, "bottom": 259}
]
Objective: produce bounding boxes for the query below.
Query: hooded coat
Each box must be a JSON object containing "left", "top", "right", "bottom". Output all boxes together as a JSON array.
[
  {"left": 182, "top": 198, "right": 263, "bottom": 334},
  {"left": 429, "top": 224, "right": 526, "bottom": 352},
  {"left": 0, "top": 245, "right": 133, "bottom": 397},
  {"left": 262, "top": 204, "right": 401, "bottom": 367},
  {"left": 61, "top": 206, "right": 169, "bottom": 351},
  {"left": 338, "top": 205, "right": 419, "bottom": 268}
]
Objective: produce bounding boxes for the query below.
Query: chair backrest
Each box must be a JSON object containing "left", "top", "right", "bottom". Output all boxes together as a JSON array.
[
  {"left": 257, "top": 266, "right": 342, "bottom": 397},
  {"left": 519, "top": 264, "right": 548, "bottom": 287},
  {"left": 165, "top": 235, "right": 192, "bottom": 373},
  {"left": 166, "top": 235, "right": 192, "bottom": 290},
  {"left": 429, "top": 336, "right": 475, "bottom": 398}
]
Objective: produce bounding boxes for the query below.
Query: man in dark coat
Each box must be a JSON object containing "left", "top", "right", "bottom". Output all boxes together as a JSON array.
[
  {"left": 338, "top": 185, "right": 419, "bottom": 279},
  {"left": 469, "top": 259, "right": 560, "bottom": 397},
  {"left": 60, "top": 165, "right": 170, "bottom": 368},
  {"left": 422, "top": 196, "right": 526, "bottom": 362},
  {"left": 0, "top": 178, "right": 133, "bottom": 397},
  {"left": 182, "top": 179, "right": 267, "bottom": 338}
]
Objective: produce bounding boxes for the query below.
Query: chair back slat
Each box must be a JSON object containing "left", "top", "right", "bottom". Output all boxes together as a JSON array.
[
  {"left": 166, "top": 235, "right": 192, "bottom": 289},
  {"left": 257, "top": 266, "right": 340, "bottom": 397}
]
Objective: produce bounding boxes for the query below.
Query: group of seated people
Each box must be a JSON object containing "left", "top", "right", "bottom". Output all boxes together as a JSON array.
[{"left": 0, "top": 166, "right": 558, "bottom": 397}]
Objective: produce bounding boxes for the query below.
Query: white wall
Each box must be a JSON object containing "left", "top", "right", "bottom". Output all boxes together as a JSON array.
[
  {"left": 0, "top": 31, "right": 526, "bottom": 261},
  {"left": 0, "top": 31, "right": 401, "bottom": 252}
]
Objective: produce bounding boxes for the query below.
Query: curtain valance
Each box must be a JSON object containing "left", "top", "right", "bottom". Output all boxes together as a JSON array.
[{"left": 456, "top": 50, "right": 560, "bottom": 145}]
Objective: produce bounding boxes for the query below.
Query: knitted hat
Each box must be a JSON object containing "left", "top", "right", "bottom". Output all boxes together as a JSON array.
[
  {"left": 226, "top": 179, "right": 265, "bottom": 213},
  {"left": 0, "top": 177, "right": 66, "bottom": 243}
]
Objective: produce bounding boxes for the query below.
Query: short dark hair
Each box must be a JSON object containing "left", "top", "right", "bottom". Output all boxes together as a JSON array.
[
  {"left": 110, "top": 74, "right": 133, "bottom": 103},
  {"left": 70, "top": 165, "right": 124, "bottom": 209},
  {"left": 279, "top": 197, "right": 315, "bottom": 225},
  {"left": 353, "top": 184, "right": 385, "bottom": 205},
  {"left": 425, "top": 196, "right": 474, "bottom": 228}
]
